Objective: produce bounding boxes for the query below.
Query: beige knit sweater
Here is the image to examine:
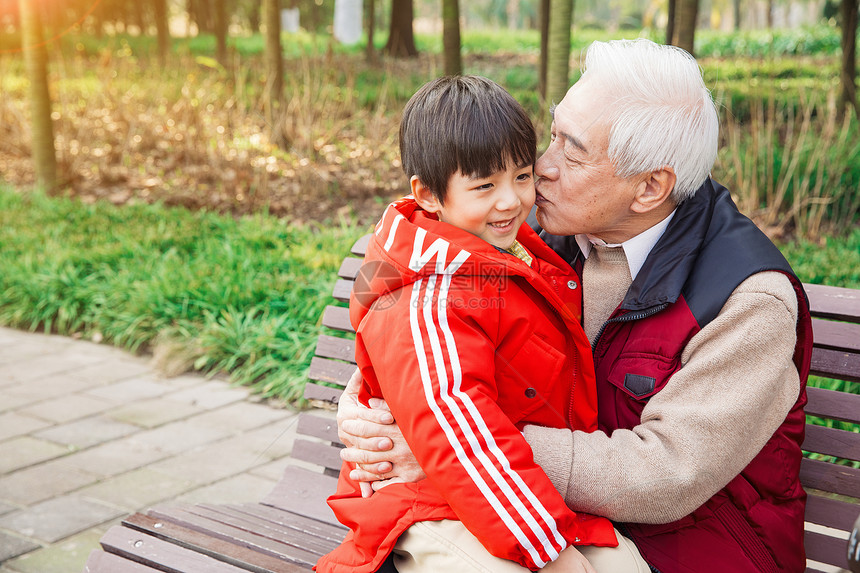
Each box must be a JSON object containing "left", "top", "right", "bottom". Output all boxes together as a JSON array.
[{"left": 523, "top": 269, "right": 800, "bottom": 525}]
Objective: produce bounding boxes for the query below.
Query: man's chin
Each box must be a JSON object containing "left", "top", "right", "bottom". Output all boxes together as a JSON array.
[{"left": 535, "top": 208, "right": 576, "bottom": 237}]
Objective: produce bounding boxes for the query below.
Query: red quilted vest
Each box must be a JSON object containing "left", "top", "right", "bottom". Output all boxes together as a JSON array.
[{"left": 541, "top": 180, "right": 814, "bottom": 572}]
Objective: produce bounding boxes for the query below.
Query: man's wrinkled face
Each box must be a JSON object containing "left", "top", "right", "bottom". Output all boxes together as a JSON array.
[{"left": 534, "top": 78, "right": 641, "bottom": 244}]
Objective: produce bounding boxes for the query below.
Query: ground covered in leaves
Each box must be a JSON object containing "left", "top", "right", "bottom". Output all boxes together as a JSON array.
[{"left": 0, "top": 49, "right": 450, "bottom": 225}]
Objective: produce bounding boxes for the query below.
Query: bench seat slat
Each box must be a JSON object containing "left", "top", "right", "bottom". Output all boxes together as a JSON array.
[
  {"left": 303, "top": 382, "right": 344, "bottom": 404},
  {"left": 297, "top": 413, "right": 340, "bottom": 443},
  {"left": 809, "top": 347, "right": 860, "bottom": 383},
  {"left": 805, "top": 529, "right": 851, "bottom": 569},
  {"left": 803, "top": 424, "right": 860, "bottom": 461},
  {"left": 143, "top": 505, "right": 321, "bottom": 568},
  {"left": 100, "top": 525, "right": 252, "bottom": 572},
  {"left": 337, "top": 258, "right": 363, "bottom": 280},
  {"left": 308, "top": 356, "right": 355, "bottom": 386},
  {"left": 124, "top": 512, "right": 305, "bottom": 573},
  {"left": 805, "top": 283, "right": 860, "bottom": 323},
  {"left": 261, "top": 466, "right": 344, "bottom": 529},
  {"left": 800, "top": 457, "right": 860, "bottom": 499},
  {"left": 170, "top": 504, "right": 337, "bottom": 558},
  {"left": 84, "top": 549, "right": 164, "bottom": 572},
  {"left": 225, "top": 503, "right": 347, "bottom": 544},
  {"left": 321, "top": 306, "right": 354, "bottom": 333},
  {"left": 805, "top": 494, "right": 860, "bottom": 531},
  {"left": 314, "top": 335, "right": 356, "bottom": 363},
  {"left": 806, "top": 386, "right": 860, "bottom": 424},
  {"left": 192, "top": 505, "right": 342, "bottom": 557}
]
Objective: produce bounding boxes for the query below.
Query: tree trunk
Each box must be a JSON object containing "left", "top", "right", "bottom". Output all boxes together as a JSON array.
[
  {"left": 214, "top": 0, "right": 228, "bottom": 66},
  {"left": 839, "top": 0, "right": 859, "bottom": 119},
  {"left": 263, "top": 0, "right": 284, "bottom": 131},
  {"left": 671, "top": 0, "right": 698, "bottom": 56},
  {"left": 666, "top": 0, "right": 675, "bottom": 44},
  {"left": 366, "top": 0, "right": 377, "bottom": 62},
  {"left": 18, "top": 0, "right": 57, "bottom": 191},
  {"left": 442, "top": 0, "right": 462, "bottom": 75},
  {"left": 384, "top": 0, "right": 418, "bottom": 58},
  {"left": 766, "top": 0, "right": 774, "bottom": 28},
  {"left": 507, "top": 0, "right": 519, "bottom": 29},
  {"left": 152, "top": 0, "right": 170, "bottom": 66},
  {"left": 733, "top": 0, "right": 742, "bottom": 30},
  {"left": 545, "top": 0, "right": 573, "bottom": 106},
  {"left": 538, "top": 0, "right": 550, "bottom": 99}
]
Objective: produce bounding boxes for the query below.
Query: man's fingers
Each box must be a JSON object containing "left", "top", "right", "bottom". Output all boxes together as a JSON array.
[
  {"left": 340, "top": 444, "right": 393, "bottom": 466},
  {"left": 349, "top": 467, "right": 391, "bottom": 483},
  {"left": 338, "top": 434, "right": 393, "bottom": 453},
  {"left": 359, "top": 481, "right": 374, "bottom": 498},
  {"left": 341, "top": 419, "right": 397, "bottom": 440},
  {"left": 372, "top": 477, "right": 406, "bottom": 492}
]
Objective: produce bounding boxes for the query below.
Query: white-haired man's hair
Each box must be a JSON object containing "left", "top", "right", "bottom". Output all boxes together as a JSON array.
[{"left": 582, "top": 39, "right": 719, "bottom": 203}]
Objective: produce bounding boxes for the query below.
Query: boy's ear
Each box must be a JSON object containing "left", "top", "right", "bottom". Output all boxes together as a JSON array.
[
  {"left": 411, "top": 176, "right": 442, "bottom": 214},
  {"left": 631, "top": 166, "right": 677, "bottom": 214}
]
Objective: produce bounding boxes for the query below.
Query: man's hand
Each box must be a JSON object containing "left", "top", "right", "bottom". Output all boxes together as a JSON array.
[
  {"left": 540, "top": 546, "right": 596, "bottom": 573},
  {"left": 337, "top": 369, "right": 426, "bottom": 496}
]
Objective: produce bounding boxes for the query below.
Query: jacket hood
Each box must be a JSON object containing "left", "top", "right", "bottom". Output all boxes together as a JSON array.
[{"left": 352, "top": 197, "right": 547, "bottom": 321}]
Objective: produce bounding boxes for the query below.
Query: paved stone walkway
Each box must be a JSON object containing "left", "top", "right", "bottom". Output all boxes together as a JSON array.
[{"left": 0, "top": 326, "right": 308, "bottom": 573}]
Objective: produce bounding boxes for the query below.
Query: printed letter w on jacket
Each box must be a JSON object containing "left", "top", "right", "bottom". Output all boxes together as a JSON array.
[{"left": 409, "top": 228, "right": 470, "bottom": 274}]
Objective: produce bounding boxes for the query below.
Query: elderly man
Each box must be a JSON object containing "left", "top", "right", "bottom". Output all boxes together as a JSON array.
[{"left": 338, "top": 39, "right": 813, "bottom": 572}]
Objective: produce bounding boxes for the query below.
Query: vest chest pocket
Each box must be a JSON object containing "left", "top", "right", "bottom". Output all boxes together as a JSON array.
[{"left": 605, "top": 353, "right": 679, "bottom": 402}]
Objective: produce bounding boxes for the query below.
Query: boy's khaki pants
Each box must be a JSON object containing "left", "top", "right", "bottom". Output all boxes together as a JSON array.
[{"left": 392, "top": 519, "right": 650, "bottom": 572}]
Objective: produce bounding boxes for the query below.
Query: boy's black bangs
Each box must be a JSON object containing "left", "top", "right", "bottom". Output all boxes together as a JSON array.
[{"left": 453, "top": 99, "right": 536, "bottom": 180}]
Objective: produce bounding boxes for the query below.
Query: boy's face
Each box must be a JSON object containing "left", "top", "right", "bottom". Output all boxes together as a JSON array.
[{"left": 430, "top": 162, "right": 536, "bottom": 250}]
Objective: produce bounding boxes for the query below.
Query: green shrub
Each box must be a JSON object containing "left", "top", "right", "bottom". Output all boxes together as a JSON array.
[{"left": 0, "top": 188, "right": 365, "bottom": 402}]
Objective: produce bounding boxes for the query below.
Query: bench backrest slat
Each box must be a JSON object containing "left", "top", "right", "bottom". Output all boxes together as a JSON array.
[
  {"left": 297, "top": 414, "right": 341, "bottom": 443},
  {"left": 315, "top": 335, "right": 356, "bottom": 363},
  {"left": 802, "top": 424, "right": 860, "bottom": 461},
  {"left": 805, "top": 530, "right": 851, "bottom": 570},
  {"left": 321, "top": 306, "right": 353, "bottom": 333},
  {"left": 806, "top": 386, "right": 860, "bottom": 424},
  {"left": 809, "top": 347, "right": 860, "bottom": 383},
  {"left": 800, "top": 457, "right": 860, "bottom": 499},
  {"left": 805, "top": 494, "right": 860, "bottom": 530},
  {"left": 805, "top": 283, "right": 860, "bottom": 322}
]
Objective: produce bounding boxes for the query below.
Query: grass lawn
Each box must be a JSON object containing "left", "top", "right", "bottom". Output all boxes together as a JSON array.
[{"left": 0, "top": 187, "right": 857, "bottom": 406}]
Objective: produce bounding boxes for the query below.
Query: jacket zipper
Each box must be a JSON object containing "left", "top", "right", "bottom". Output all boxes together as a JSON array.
[{"left": 591, "top": 303, "right": 669, "bottom": 352}]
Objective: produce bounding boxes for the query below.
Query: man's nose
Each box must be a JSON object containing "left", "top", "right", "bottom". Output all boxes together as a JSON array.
[{"left": 536, "top": 150, "right": 560, "bottom": 181}]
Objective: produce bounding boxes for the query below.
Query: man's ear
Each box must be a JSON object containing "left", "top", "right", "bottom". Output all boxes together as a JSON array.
[
  {"left": 631, "top": 167, "right": 677, "bottom": 214},
  {"left": 411, "top": 176, "right": 443, "bottom": 214}
]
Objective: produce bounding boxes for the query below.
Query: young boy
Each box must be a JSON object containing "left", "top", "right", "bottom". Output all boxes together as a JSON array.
[{"left": 316, "top": 76, "right": 622, "bottom": 573}]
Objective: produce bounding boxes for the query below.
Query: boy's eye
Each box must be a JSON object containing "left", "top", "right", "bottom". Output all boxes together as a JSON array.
[
  {"left": 475, "top": 182, "right": 493, "bottom": 191},
  {"left": 516, "top": 172, "right": 533, "bottom": 181}
]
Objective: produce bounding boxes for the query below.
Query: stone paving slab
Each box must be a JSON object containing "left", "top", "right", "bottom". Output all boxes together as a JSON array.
[
  {"left": 0, "top": 327, "right": 302, "bottom": 572},
  {"left": 0, "top": 496, "right": 123, "bottom": 543},
  {"left": 0, "top": 436, "right": 71, "bottom": 474},
  {"left": 75, "top": 467, "right": 198, "bottom": 511},
  {"left": 1, "top": 527, "right": 106, "bottom": 573},
  {"left": 17, "top": 394, "right": 114, "bottom": 425},
  {"left": 0, "top": 531, "right": 39, "bottom": 563},
  {"left": 0, "top": 459, "right": 102, "bottom": 506},
  {"left": 34, "top": 415, "right": 140, "bottom": 450},
  {"left": 105, "top": 396, "right": 205, "bottom": 428},
  {"left": 0, "top": 412, "right": 52, "bottom": 442}
]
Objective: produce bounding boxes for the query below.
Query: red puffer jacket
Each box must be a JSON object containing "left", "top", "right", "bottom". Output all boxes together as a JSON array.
[{"left": 315, "top": 197, "right": 617, "bottom": 573}]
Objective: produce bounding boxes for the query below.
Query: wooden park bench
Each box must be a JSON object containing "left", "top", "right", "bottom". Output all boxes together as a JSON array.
[{"left": 84, "top": 233, "right": 859, "bottom": 573}]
